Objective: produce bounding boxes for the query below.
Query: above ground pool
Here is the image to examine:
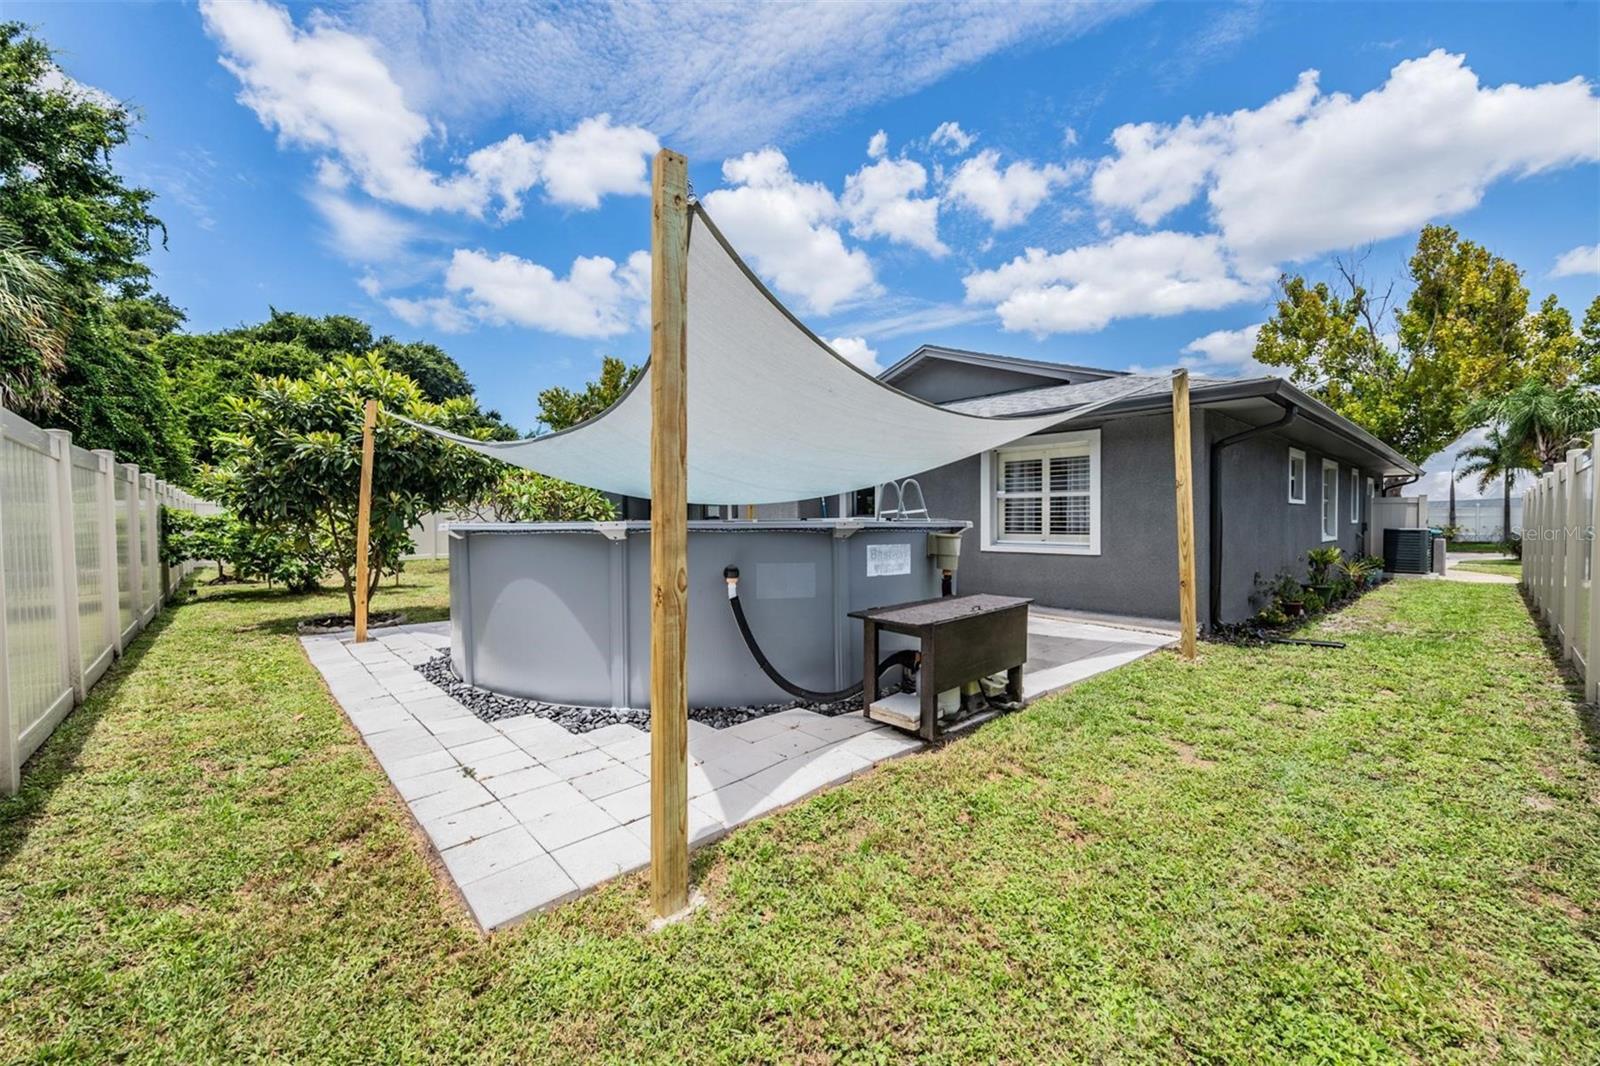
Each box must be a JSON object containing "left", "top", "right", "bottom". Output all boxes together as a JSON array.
[{"left": 447, "top": 519, "right": 967, "bottom": 709}]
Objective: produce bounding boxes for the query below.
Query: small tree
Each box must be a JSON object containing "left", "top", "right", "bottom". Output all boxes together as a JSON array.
[
  {"left": 214, "top": 354, "right": 499, "bottom": 617},
  {"left": 1457, "top": 427, "right": 1535, "bottom": 544},
  {"left": 473, "top": 468, "right": 616, "bottom": 523}
]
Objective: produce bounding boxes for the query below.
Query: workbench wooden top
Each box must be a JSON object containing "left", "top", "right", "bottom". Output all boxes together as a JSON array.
[{"left": 848, "top": 593, "right": 1032, "bottom": 629}]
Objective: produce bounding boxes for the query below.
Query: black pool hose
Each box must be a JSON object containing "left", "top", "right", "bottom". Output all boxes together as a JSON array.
[{"left": 723, "top": 566, "right": 918, "bottom": 703}]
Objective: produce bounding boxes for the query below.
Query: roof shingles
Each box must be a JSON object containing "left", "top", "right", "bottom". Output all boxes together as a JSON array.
[{"left": 941, "top": 373, "right": 1235, "bottom": 417}]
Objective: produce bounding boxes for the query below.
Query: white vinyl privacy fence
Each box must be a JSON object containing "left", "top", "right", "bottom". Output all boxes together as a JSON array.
[
  {"left": 1, "top": 406, "right": 213, "bottom": 794},
  {"left": 1522, "top": 439, "right": 1597, "bottom": 700},
  {"left": 1426, "top": 496, "right": 1523, "bottom": 542}
]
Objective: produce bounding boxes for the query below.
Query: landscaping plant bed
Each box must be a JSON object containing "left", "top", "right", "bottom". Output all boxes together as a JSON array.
[
  {"left": 295, "top": 611, "right": 408, "bottom": 635},
  {"left": 415, "top": 651, "right": 902, "bottom": 733}
]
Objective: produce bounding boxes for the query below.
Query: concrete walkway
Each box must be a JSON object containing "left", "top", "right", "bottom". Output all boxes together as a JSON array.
[
  {"left": 302, "top": 615, "right": 1170, "bottom": 929},
  {"left": 1442, "top": 552, "right": 1521, "bottom": 585}
]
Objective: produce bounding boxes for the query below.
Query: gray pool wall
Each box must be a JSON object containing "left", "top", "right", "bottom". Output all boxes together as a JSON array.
[{"left": 449, "top": 520, "right": 968, "bottom": 710}]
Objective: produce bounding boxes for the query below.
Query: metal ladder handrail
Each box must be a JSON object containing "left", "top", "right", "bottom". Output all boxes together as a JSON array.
[{"left": 876, "top": 477, "right": 929, "bottom": 520}]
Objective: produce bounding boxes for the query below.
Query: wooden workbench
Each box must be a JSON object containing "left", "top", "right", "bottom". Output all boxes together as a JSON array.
[{"left": 850, "top": 593, "right": 1031, "bottom": 741}]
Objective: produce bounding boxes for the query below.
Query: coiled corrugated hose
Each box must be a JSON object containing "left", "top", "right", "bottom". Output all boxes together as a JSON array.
[{"left": 723, "top": 566, "right": 917, "bottom": 703}]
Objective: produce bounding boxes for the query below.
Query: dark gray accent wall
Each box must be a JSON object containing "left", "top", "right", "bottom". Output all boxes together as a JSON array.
[
  {"left": 910, "top": 408, "right": 1377, "bottom": 625},
  {"left": 1210, "top": 412, "right": 1371, "bottom": 622},
  {"left": 911, "top": 411, "right": 1211, "bottom": 621},
  {"left": 891, "top": 360, "right": 1084, "bottom": 404}
]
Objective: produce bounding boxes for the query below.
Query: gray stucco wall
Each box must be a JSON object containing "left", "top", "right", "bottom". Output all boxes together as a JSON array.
[
  {"left": 911, "top": 411, "right": 1212, "bottom": 622},
  {"left": 1210, "top": 413, "right": 1371, "bottom": 623},
  {"left": 912, "top": 409, "right": 1377, "bottom": 626}
]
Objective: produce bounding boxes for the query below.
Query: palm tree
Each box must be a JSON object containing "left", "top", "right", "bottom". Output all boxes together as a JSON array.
[
  {"left": 0, "top": 220, "right": 70, "bottom": 413},
  {"left": 1469, "top": 379, "right": 1600, "bottom": 471},
  {"left": 1458, "top": 426, "right": 1536, "bottom": 544}
]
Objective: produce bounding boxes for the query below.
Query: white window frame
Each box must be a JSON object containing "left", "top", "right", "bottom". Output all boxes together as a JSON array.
[
  {"left": 1350, "top": 468, "right": 1362, "bottom": 524},
  {"left": 979, "top": 429, "right": 1101, "bottom": 556},
  {"left": 1287, "top": 448, "right": 1307, "bottom": 504},
  {"left": 1321, "top": 458, "right": 1339, "bottom": 540}
]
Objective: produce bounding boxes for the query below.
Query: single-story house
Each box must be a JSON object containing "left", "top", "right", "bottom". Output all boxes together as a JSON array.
[{"left": 787, "top": 345, "right": 1421, "bottom": 628}]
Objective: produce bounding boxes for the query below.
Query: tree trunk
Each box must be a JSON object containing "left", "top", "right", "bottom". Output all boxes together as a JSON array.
[{"left": 1502, "top": 471, "right": 1512, "bottom": 545}]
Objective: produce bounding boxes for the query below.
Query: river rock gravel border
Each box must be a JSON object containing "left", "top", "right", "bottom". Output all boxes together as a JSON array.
[{"left": 415, "top": 652, "right": 903, "bottom": 734}]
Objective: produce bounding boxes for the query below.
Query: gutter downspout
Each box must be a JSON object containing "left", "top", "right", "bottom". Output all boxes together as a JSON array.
[
  {"left": 1381, "top": 472, "right": 1422, "bottom": 497},
  {"left": 1209, "top": 402, "right": 1300, "bottom": 630}
]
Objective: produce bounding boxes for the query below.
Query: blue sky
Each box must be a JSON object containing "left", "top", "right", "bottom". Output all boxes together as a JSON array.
[{"left": 16, "top": 1, "right": 1600, "bottom": 495}]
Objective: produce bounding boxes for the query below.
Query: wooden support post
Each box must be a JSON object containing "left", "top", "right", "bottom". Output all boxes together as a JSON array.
[
  {"left": 354, "top": 398, "right": 378, "bottom": 643},
  {"left": 649, "top": 148, "right": 691, "bottom": 918},
  {"left": 1171, "top": 370, "right": 1198, "bottom": 659}
]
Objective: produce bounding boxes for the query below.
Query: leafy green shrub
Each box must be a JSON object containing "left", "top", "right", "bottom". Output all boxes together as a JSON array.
[
  {"left": 1302, "top": 589, "right": 1327, "bottom": 614},
  {"left": 1255, "top": 605, "right": 1290, "bottom": 627},
  {"left": 159, "top": 507, "right": 324, "bottom": 591},
  {"left": 481, "top": 469, "right": 615, "bottom": 522},
  {"left": 1306, "top": 546, "right": 1343, "bottom": 586}
]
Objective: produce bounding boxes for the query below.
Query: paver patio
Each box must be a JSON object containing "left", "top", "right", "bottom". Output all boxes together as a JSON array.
[{"left": 302, "top": 617, "right": 1172, "bottom": 929}]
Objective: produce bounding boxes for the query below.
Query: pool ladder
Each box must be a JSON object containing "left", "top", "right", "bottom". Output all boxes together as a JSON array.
[{"left": 877, "top": 478, "right": 929, "bottom": 520}]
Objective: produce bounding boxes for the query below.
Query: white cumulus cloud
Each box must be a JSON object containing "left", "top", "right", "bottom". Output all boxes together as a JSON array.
[
  {"left": 1178, "top": 323, "right": 1288, "bottom": 379},
  {"left": 537, "top": 115, "right": 660, "bottom": 209},
  {"left": 1552, "top": 243, "right": 1600, "bottom": 277},
  {"left": 945, "top": 149, "right": 1073, "bottom": 229},
  {"left": 383, "top": 295, "right": 473, "bottom": 333},
  {"left": 841, "top": 154, "right": 948, "bottom": 258},
  {"left": 701, "top": 148, "right": 878, "bottom": 315},
  {"left": 201, "top": 0, "right": 657, "bottom": 220},
  {"left": 929, "top": 120, "right": 976, "bottom": 154},
  {"left": 1091, "top": 50, "right": 1600, "bottom": 268},
  {"left": 308, "top": 191, "right": 420, "bottom": 262},
  {"left": 444, "top": 248, "right": 651, "bottom": 338},
  {"left": 962, "top": 231, "right": 1263, "bottom": 334},
  {"left": 828, "top": 336, "right": 882, "bottom": 374}
]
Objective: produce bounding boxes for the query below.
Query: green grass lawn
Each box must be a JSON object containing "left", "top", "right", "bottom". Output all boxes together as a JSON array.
[
  {"left": 1454, "top": 558, "right": 1523, "bottom": 577},
  {"left": 1447, "top": 541, "right": 1515, "bottom": 554},
  {"left": 2, "top": 563, "right": 1596, "bottom": 1062}
]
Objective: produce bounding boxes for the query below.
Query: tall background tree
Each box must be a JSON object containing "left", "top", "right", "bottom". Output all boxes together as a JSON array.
[
  {"left": 535, "top": 355, "right": 642, "bottom": 431},
  {"left": 0, "top": 22, "right": 190, "bottom": 477},
  {"left": 157, "top": 310, "right": 510, "bottom": 468},
  {"left": 0, "top": 219, "right": 68, "bottom": 410},
  {"left": 1255, "top": 225, "right": 1600, "bottom": 481}
]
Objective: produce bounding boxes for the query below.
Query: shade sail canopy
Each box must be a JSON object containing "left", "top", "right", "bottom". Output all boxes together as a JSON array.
[{"left": 405, "top": 205, "right": 1152, "bottom": 504}]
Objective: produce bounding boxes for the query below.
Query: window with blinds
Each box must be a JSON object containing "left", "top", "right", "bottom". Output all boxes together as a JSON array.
[{"left": 992, "top": 435, "right": 1096, "bottom": 548}]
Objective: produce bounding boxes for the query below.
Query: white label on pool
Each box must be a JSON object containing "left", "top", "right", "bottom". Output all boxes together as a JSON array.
[{"left": 866, "top": 543, "right": 912, "bottom": 577}]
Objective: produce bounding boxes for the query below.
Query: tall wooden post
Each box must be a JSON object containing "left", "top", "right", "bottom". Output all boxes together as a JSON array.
[
  {"left": 354, "top": 398, "right": 378, "bottom": 643},
  {"left": 648, "top": 148, "right": 691, "bottom": 917},
  {"left": 1171, "top": 370, "right": 1198, "bottom": 660}
]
